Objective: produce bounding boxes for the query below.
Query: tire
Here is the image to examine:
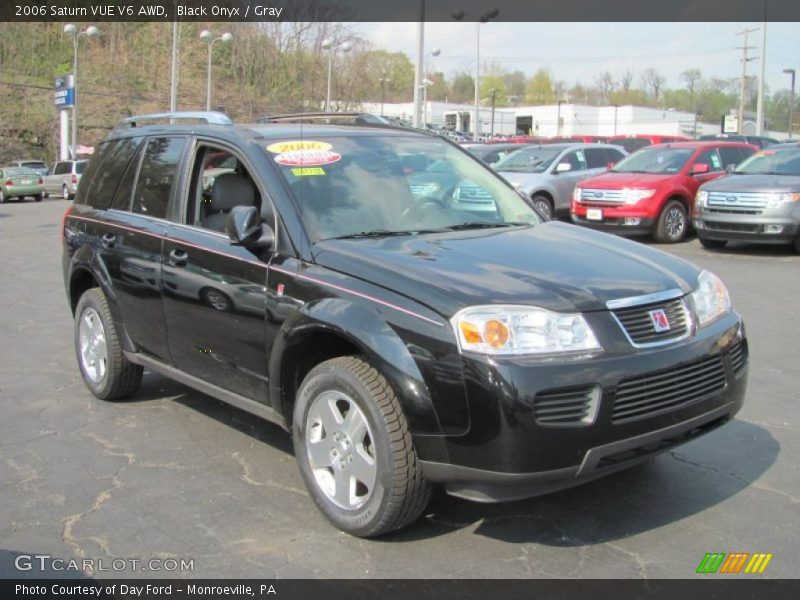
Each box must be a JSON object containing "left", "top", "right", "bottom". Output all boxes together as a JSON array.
[
  {"left": 200, "top": 287, "right": 233, "bottom": 312},
  {"left": 293, "top": 356, "right": 431, "bottom": 537},
  {"left": 531, "top": 194, "right": 554, "bottom": 220},
  {"left": 699, "top": 237, "right": 727, "bottom": 250},
  {"left": 794, "top": 233, "right": 800, "bottom": 255},
  {"left": 33, "top": 194, "right": 43, "bottom": 202},
  {"left": 74, "top": 288, "right": 143, "bottom": 401},
  {"left": 654, "top": 200, "right": 688, "bottom": 243},
  {"left": 0, "top": 190, "right": 4, "bottom": 203},
  {"left": 62, "top": 185, "right": 70, "bottom": 200}
]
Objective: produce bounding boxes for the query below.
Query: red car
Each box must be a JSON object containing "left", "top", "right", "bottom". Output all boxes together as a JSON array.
[
  {"left": 608, "top": 134, "right": 691, "bottom": 154},
  {"left": 571, "top": 141, "right": 756, "bottom": 242},
  {"left": 547, "top": 135, "right": 609, "bottom": 144}
]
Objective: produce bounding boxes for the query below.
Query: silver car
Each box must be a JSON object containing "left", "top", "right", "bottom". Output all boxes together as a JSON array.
[
  {"left": 42, "top": 160, "right": 88, "bottom": 200},
  {"left": 496, "top": 143, "right": 627, "bottom": 219},
  {"left": 694, "top": 145, "right": 800, "bottom": 253}
]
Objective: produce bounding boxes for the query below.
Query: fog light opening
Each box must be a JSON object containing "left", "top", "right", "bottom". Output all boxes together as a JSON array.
[
  {"left": 624, "top": 218, "right": 641, "bottom": 226},
  {"left": 764, "top": 225, "right": 785, "bottom": 234}
]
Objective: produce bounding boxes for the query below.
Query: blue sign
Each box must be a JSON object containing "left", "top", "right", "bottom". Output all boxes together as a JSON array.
[
  {"left": 54, "top": 88, "right": 75, "bottom": 109},
  {"left": 54, "top": 75, "right": 75, "bottom": 109}
]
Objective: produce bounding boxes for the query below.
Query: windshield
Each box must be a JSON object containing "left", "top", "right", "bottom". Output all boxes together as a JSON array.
[
  {"left": 612, "top": 147, "right": 694, "bottom": 174},
  {"left": 266, "top": 135, "right": 541, "bottom": 240},
  {"left": 21, "top": 161, "right": 46, "bottom": 170},
  {"left": 494, "top": 146, "right": 562, "bottom": 173},
  {"left": 734, "top": 148, "right": 800, "bottom": 175}
]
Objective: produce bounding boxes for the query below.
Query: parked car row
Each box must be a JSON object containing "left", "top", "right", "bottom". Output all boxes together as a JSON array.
[{"left": 0, "top": 159, "right": 87, "bottom": 202}]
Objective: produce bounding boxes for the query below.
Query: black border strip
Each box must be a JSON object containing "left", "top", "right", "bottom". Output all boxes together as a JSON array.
[{"left": 2, "top": 0, "right": 799, "bottom": 23}]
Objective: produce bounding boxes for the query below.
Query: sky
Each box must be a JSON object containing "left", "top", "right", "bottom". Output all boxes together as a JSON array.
[{"left": 354, "top": 22, "right": 799, "bottom": 94}]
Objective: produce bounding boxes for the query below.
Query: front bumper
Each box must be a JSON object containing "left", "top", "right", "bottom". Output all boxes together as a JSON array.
[
  {"left": 694, "top": 212, "right": 799, "bottom": 245},
  {"left": 415, "top": 313, "right": 747, "bottom": 502},
  {"left": 571, "top": 214, "right": 656, "bottom": 235}
]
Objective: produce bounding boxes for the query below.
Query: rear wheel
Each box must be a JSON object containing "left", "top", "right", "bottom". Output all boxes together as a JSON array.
[
  {"left": 293, "top": 356, "right": 431, "bottom": 537},
  {"left": 0, "top": 190, "right": 5, "bottom": 203},
  {"left": 794, "top": 233, "right": 800, "bottom": 255},
  {"left": 62, "top": 185, "right": 70, "bottom": 200},
  {"left": 74, "top": 288, "right": 143, "bottom": 400},
  {"left": 654, "top": 200, "right": 687, "bottom": 243},
  {"left": 699, "top": 237, "right": 727, "bottom": 250},
  {"left": 33, "top": 194, "right": 43, "bottom": 202},
  {"left": 531, "top": 194, "right": 554, "bottom": 220}
]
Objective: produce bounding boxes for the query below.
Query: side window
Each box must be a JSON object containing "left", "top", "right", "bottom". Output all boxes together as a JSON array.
[
  {"left": 563, "top": 150, "right": 588, "bottom": 172},
  {"left": 718, "top": 147, "right": 745, "bottom": 170},
  {"left": 80, "top": 138, "right": 143, "bottom": 210},
  {"left": 111, "top": 141, "right": 145, "bottom": 211},
  {"left": 131, "top": 137, "right": 187, "bottom": 219},
  {"left": 695, "top": 149, "right": 722, "bottom": 172},
  {"left": 54, "top": 162, "right": 69, "bottom": 175},
  {"left": 606, "top": 148, "right": 626, "bottom": 163},
  {"left": 584, "top": 148, "right": 609, "bottom": 169},
  {"left": 186, "top": 144, "right": 264, "bottom": 233}
]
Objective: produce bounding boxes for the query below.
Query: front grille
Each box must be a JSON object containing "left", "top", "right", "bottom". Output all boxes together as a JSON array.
[
  {"left": 533, "top": 385, "right": 600, "bottom": 426},
  {"left": 704, "top": 222, "right": 760, "bottom": 233},
  {"left": 612, "top": 355, "right": 727, "bottom": 423},
  {"left": 707, "top": 192, "right": 768, "bottom": 213},
  {"left": 729, "top": 341, "right": 748, "bottom": 375},
  {"left": 612, "top": 297, "right": 690, "bottom": 346},
  {"left": 580, "top": 188, "right": 624, "bottom": 204}
]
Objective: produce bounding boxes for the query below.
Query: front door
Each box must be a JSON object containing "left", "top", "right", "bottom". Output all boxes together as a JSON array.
[{"left": 161, "top": 142, "right": 272, "bottom": 401}]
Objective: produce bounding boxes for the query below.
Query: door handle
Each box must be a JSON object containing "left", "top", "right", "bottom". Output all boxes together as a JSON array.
[
  {"left": 101, "top": 233, "right": 116, "bottom": 248},
  {"left": 169, "top": 249, "right": 189, "bottom": 267}
]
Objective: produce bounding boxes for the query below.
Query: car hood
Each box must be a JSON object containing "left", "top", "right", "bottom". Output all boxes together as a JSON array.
[
  {"left": 700, "top": 173, "right": 800, "bottom": 193},
  {"left": 311, "top": 222, "right": 700, "bottom": 318},
  {"left": 579, "top": 172, "right": 677, "bottom": 189}
]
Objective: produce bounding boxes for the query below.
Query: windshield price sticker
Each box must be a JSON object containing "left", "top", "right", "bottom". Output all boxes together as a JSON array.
[
  {"left": 267, "top": 140, "right": 333, "bottom": 154},
  {"left": 291, "top": 167, "right": 327, "bottom": 176},
  {"left": 275, "top": 150, "right": 342, "bottom": 167}
]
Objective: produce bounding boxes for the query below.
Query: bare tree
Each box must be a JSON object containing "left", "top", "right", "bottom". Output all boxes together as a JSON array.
[
  {"left": 681, "top": 68, "right": 702, "bottom": 106},
  {"left": 595, "top": 71, "right": 615, "bottom": 103},
  {"left": 619, "top": 69, "right": 634, "bottom": 92},
  {"left": 642, "top": 68, "right": 666, "bottom": 106}
]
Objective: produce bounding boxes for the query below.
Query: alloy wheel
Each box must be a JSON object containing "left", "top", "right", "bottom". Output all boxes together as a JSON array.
[{"left": 78, "top": 307, "right": 108, "bottom": 382}]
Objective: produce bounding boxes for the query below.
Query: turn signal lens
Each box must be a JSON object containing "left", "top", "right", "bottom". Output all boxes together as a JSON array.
[
  {"left": 460, "top": 321, "right": 482, "bottom": 344},
  {"left": 484, "top": 319, "right": 509, "bottom": 348}
]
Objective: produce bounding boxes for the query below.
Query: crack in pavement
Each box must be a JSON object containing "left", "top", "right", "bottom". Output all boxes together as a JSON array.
[{"left": 230, "top": 451, "right": 307, "bottom": 496}]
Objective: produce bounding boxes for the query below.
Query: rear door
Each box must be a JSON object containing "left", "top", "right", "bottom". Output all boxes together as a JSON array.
[
  {"left": 161, "top": 140, "right": 273, "bottom": 401},
  {"left": 98, "top": 135, "right": 188, "bottom": 361}
]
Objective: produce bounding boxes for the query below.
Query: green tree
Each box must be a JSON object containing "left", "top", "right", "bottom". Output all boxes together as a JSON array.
[{"left": 525, "top": 69, "right": 555, "bottom": 104}]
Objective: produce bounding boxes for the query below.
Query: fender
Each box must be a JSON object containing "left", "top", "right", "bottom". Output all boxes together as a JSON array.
[{"left": 268, "top": 295, "right": 469, "bottom": 438}]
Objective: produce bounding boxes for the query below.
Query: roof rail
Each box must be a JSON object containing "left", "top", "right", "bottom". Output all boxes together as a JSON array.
[
  {"left": 253, "top": 111, "right": 440, "bottom": 137},
  {"left": 116, "top": 111, "right": 233, "bottom": 128},
  {"left": 256, "top": 112, "right": 368, "bottom": 123}
]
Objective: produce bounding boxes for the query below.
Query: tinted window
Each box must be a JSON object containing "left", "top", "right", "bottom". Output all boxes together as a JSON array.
[
  {"left": 695, "top": 149, "right": 722, "bottom": 172},
  {"left": 80, "top": 138, "right": 143, "bottom": 209},
  {"left": 54, "top": 162, "right": 70, "bottom": 175},
  {"left": 131, "top": 137, "right": 187, "bottom": 219},
  {"left": 111, "top": 142, "right": 145, "bottom": 211},
  {"left": 606, "top": 147, "right": 626, "bottom": 163},
  {"left": 75, "top": 161, "right": 87, "bottom": 174},
  {"left": 584, "top": 148, "right": 609, "bottom": 169},
  {"left": 21, "top": 161, "right": 46, "bottom": 170},
  {"left": 718, "top": 147, "right": 746, "bottom": 169},
  {"left": 616, "top": 138, "right": 650, "bottom": 153}
]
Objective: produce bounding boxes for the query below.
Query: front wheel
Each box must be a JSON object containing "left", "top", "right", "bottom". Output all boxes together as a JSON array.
[
  {"left": 293, "top": 356, "right": 431, "bottom": 537},
  {"left": 74, "top": 288, "right": 143, "bottom": 400},
  {"left": 531, "top": 194, "right": 553, "bottom": 220},
  {"left": 654, "top": 200, "right": 688, "bottom": 243}
]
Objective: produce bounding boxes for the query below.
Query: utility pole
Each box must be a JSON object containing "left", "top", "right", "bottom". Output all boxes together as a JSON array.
[
  {"left": 735, "top": 28, "right": 759, "bottom": 134},
  {"left": 756, "top": 22, "right": 767, "bottom": 135}
]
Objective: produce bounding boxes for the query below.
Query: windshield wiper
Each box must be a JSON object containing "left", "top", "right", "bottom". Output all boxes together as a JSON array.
[
  {"left": 447, "top": 221, "right": 531, "bottom": 231},
  {"left": 330, "top": 230, "right": 414, "bottom": 240}
]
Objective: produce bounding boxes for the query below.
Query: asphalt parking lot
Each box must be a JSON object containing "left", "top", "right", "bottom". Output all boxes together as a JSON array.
[{"left": 1, "top": 198, "right": 798, "bottom": 579}]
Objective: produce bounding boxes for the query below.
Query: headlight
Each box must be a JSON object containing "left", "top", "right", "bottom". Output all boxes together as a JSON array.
[
  {"left": 696, "top": 190, "right": 708, "bottom": 207},
  {"left": 766, "top": 192, "right": 800, "bottom": 209},
  {"left": 621, "top": 188, "right": 656, "bottom": 204},
  {"left": 451, "top": 305, "right": 602, "bottom": 357},
  {"left": 690, "top": 270, "right": 731, "bottom": 327},
  {"left": 572, "top": 187, "right": 582, "bottom": 202}
]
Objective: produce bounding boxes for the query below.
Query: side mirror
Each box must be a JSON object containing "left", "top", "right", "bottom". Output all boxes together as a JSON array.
[
  {"left": 607, "top": 162, "right": 616, "bottom": 170},
  {"left": 691, "top": 163, "right": 710, "bottom": 175},
  {"left": 555, "top": 162, "right": 572, "bottom": 173},
  {"left": 226, "top": 206, "right": 274, "bottom": 249}
]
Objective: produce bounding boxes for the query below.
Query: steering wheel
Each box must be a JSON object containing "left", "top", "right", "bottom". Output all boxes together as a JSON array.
[{"left": 399, "top": 196, "right": 450, "bottom": 223}]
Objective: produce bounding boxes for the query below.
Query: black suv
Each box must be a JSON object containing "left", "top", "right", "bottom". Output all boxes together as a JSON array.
[{"left": 63, "top": 111, "right": 749, "bottom": 537}]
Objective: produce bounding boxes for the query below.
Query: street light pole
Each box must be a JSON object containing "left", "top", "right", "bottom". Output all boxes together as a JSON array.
[
  {"left": 490, "top": 88, "right": 497, "bottom": 136},
  {"left": 64, "top": 24, "right": 99, "bottom": 159},
  {"left": 452, "top": 9, "right": 499, "bottom": 141},
  {"left": 379, "top": 76, "right": 391, "bottom": 116},
  {"left": 784, "top": 68, "right": 796, "bottom": 136},
  {"left": 200, "top": 30, "right": 233, "bottom": 111},
  {"left": 170, "top": 21, "right": 179, "bottom": 113},
  {"left": 322, "top": 40, "right": 351, "bottom": 112}
]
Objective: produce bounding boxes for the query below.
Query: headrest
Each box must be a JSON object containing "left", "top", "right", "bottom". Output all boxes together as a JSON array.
[{"left": 210, "top": 173, "right": 255, "bottom": 212}]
